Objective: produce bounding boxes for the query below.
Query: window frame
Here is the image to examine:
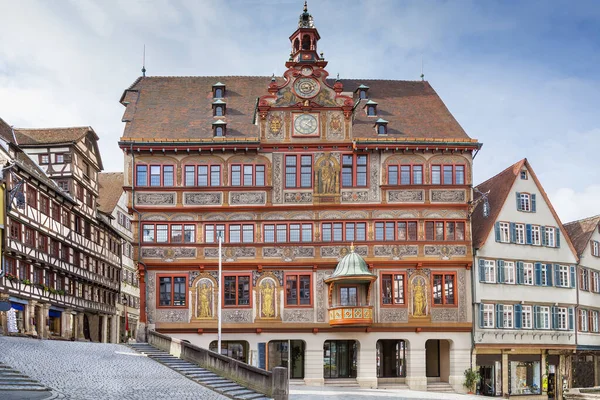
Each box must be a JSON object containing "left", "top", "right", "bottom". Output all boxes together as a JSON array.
[
  {"left": 230, "top": 163, "right": 266, "bottom": 187},
  {"left": 503, "top": 304, "right": 514, "bottom": 329},
  {"left": 519, "top": 193, "right": 531, "bottom": 212},
  {"left": 142, "top": 223, "right": 197, "bottom": 244},
  {"left": 284, "top": 155, "right": 313, "bottom": 189},
  {"left": 504, "top": 261, "right": 516, "bottom": 285},
  {"left": 135, "top": 164, "right": 175, "bottom": 187},
  {"left": 515, "top": 223, "right": 526, "bottom": 244},
  {"left": 380, "top": 272, "right": 407, "bottom": 307},
  {"left": 284, "top": 272, "right": 313, "bottom": 307},
  {"left": 183, "top": 164, "right": 222, "bottom": 187},
  {"left": 499, "top": 222, "right": 510, "bottom": 243},
  {"left": 523, "top": 262, "right": 534, "bottom": 285},
  {"left": 341, "top": 154, "right": 368, "bottom": 188},
  {"left": 223, "top": 274, "right": 252, "bottom": 308},
  {"left": 156, "top": 274, "right": 188, "bottom": 308},
  {"left": 263, "top": 222, "right": 313, "bottom": 243},
  {"left": 431, "top": 272, "right": 457, "bottom": 307},
  {"left": 424, "top": 220, "right": 466, "bottom": 241},
  {"left": 431, "top": 164, "right": 466, "bottom": 185},
  {"left": 557, "top": 265, "right": 570, "bottom": 287},
  {"left": 482, "top": 304, "right": 495, "bottom": 328},
  {"left": 322, "top": 221, "right": 367, "bottom": 242},
  {"left": 522, "top": 305, "right": 533, "bottom": 329},
  {"left": 387, "top": 164, "right": 424, "bottom": 185}
]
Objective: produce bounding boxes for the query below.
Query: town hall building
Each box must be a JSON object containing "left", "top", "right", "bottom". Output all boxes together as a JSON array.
[{"left": 119, "top": 4, "right": 481, "bottom": 391}]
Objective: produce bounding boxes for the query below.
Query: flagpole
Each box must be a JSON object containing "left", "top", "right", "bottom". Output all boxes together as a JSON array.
[{"left": 217, "top": 231, "right": 223, "bottom": 355}]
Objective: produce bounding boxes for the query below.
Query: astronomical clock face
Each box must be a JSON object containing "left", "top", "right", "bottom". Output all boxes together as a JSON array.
[
  {"left": 294, "top": 77, "right": 320, "bottom": 98},
  {"left": 293, "top": 113, "right": 319, "bottom": 136}
]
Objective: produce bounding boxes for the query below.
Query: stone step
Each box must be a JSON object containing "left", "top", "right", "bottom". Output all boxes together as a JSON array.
[
  {"left": 214, "top": 385, "right": 245, "bottom": 393},
  {"left": 202, "top": 379, "right": 231, "bottom": 384},
  {"left": 0, "top": 376, "right": 38, "bottom": 383},
  {"left": 194, "top": 375, "right": 221, "bottom": 381},
  {"left": 227, "top": 389, "right": 256, "bottom": 397},
  {"left": 210, "top": 382, "right": 240, "bottom": 389},
  {"left": 236, "top": 393, "right": 269, "bottom": 400},
  {"left": 0, "top": 385, "right": 50, "bottom": 391}
]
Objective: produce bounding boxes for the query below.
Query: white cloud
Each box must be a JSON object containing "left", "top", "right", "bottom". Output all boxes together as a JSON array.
[{"left": 550, "top": 185, "right": 600, "bottom": 223}]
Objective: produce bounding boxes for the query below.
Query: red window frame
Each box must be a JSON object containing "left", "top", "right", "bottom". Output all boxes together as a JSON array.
[
  {"left": 39, "top": 195, "right": 49, "bottom": 215},
  {"left": 341, "top": 154, "right": 369, "bottom": 188},
  {"left": 156, "top": 274, "right": 188, "bottom": 308},
  {"left": 425, "top": 221, "right": 466, "bottom": 241},
  {"left": 9, "top": 220, "right": 21, "bottom": 241},
  {"left": 183, "top": 164, "right": 222, "bottom": 187},
  {"left": 33, "top": 267, "right": 43, "bottom": 285},
  {"left": 338, "top": 285, "right": 359, "bottom": 307},
  {"left": 284, "top": 272, "right": 313, "bottom": 307},
  {"left": 5, "top": 257, "right": 17, "bottom": 276},
  {"left": 24, "top": 227, "right": 35, "bottom": 247},
  {"left": 380, "top": 272, "right": 407, "bottom": 307},
  {"left": 387, "top": 164, "right": 424, "bottom": 185},
  {"left": 320, "top": 221, "right": 367, "bottom": 242},
  {"left": 36, "top": 234, "right": 48, "bottom": 253},
  {"left": 38, "top": 154, "right": 50, "bottom": 164},
  {"left": 203, "top": 223, "right": 255, "bottom": 244},
  {"left": 431, "top": 272, "right": 457, "bottom": 307},
  {"left": 222, "top": 274, "right": 252, "bottom": 308},
  {"left": 284, "top": 155, "right": 313, "bottom": 189},
  {"left": 50, "top": 239, "right": 60, "bottom": 258},
  {"left": 230, "top": 164, "right": 266, "bottom": 187},
  {"left": 27, "top": 186, "right": 37, "bottom": 209},
  {"left": 431, "top": 164, "right": 466, "bottom": 185},
  {"left": 262, "top": 222, "right": 313, "bottom": 243},
  {"left": 55, "top": 153, "right": 65, "bottom": 164},
  {"left": 374, "top": 220, "right": 419, "bottom": 241},
  {"left": 142, "top": 223, "right": 197, "bottom": 244},
  {"left": 135, "top": 164, "right": 176, "bottom": 187},
  {"left": 51, "top": 202, "right": 61, "bottom": 221},
  {"left": 61, "top": 245, "right": 70, "bottom": 263}
]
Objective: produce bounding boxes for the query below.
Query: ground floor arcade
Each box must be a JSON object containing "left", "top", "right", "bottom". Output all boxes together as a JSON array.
[{"left": 170, "top": 330, "right": 471, "bottom": 392}]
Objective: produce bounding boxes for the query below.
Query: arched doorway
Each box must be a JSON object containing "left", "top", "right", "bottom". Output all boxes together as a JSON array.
[
  {"left": 323, "top": 340, "right": 357, "bottom": 379},
  {"left": 425, "top": 339, "right": 451, "bottom": 382},
  {"left": 83, "top": 314, "right": 91, "bottom": 341},
  {"left": 268, "top": 340, "right": 305, "bottom": 379},
  {"left": 376, "top": 339, "right": 406, "bottom": 378}
]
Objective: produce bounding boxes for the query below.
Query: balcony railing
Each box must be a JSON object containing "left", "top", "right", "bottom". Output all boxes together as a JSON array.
[{"left": 328, "top": 305, "right": 373, "bottom": 326}]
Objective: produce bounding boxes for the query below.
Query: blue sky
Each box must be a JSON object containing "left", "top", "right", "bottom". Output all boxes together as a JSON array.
[{"left": 0, "top": 0, "right": 598, "bottom": 222}]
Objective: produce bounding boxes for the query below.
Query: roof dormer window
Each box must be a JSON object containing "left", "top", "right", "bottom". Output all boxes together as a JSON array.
[
  {"left": 213, "top": 120, "right": 226, "bottom": 137},
  {"left": 375, "top": 118, "right": 388, "bottom": 135},
  {"left": 213, "top": 82, "right": 226, "bottom": 99},
  {"left": 520, "top": 170, "right": 528, "bottom": 180},
  {"left": 212, "top": 99, "right": 226, "bottom": 117},
  {"left": 365, "top": 100, "right": 378, "bottom": 116},
  {"left": 357, "top": 84, "right": 369, "bottom": 100}
]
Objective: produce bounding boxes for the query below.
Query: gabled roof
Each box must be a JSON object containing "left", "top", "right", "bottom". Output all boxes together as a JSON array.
[
  {"left": 472, "top": 158, "right": 578, "bottom": 259},
  {"left": 564, "top": 215, "right": 600, "bottom": 256},
  {"left": 119, "top": 76, "right": 471, "bottom": 141},
  {"left": 13, "top": 127, "right": 97, "bottom": 146},
  {"left": 97, "top": 172, "right": 124, "bottom": 214},
  {"left": 0, "top": 117, "right": 16, "bottom": 145}
]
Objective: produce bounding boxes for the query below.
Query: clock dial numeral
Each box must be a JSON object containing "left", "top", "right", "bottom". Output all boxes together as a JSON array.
[
  {"left": 294, "top": 78, "right": 320, "bottom": 98},
  {"left": 294, "top": 114, "right": 318, "bottom": 135}
]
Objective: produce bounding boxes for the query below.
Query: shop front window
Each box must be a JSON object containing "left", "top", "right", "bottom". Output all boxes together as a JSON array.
[
  {"left": 209, "top": 341, "right": 248, "bottom": 363},
  {"left": 509, "top": 358, "right": 541, "bottom": 395}
]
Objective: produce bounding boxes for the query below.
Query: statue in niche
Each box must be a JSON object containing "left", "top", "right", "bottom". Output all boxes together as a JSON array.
[
  {"left": 412, "top": 278, "right": 427, "bottom": 317},
  {"left": 315, "top": 153, "right": 339, "bottom": 195},
  {"left": 261, "top": 281, "right": 275, "bottom": 318},
  {"left": 198, "top": 283, "right": 212, "bottom": 318}
]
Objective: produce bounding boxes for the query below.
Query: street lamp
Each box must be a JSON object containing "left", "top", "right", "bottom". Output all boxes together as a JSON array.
[{"left": 217, "top": 230, "right": 223, "bottom": 355}]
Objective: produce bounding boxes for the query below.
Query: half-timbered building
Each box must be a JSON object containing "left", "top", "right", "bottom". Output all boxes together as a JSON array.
[
  {"left": 119, "top": 4, "right": 481, "bottom": 391},
  {"left": 0, "top": 117, "right": 122, "bottom": 342},
  {"left": 99, "top": 172, "right": 140, "bottom": 342}
]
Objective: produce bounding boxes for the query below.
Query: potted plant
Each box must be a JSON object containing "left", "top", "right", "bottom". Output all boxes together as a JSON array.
[
  {"left": 22, "top": 279, "right": 31, "bottom": 285},
  {"left": 464, "top": 368, "right": 481, "bottom": 394}
]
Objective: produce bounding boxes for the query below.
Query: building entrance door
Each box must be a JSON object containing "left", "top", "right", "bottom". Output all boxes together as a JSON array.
[
  {"left": 376, "top": 340, "right": 406, "bottom": 378},
  {"left": 323, "top": 340, "right": 357, "bottom": 379}
]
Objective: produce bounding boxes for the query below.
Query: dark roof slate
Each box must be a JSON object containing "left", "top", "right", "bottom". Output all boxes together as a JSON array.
[
  {"left": 564, "top": 215, "right": 600, "bottom": 256},
  {"left": 97, "top": 172, "right": 124, "bottom": 214}
]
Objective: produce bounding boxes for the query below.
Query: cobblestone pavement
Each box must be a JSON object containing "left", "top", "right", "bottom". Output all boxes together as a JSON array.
[
  {"left": 0, "top": 336, "right": 228, "bottom": 400},
  {"left": 290, "top": 386, "right": 480, "bottom": 399}
]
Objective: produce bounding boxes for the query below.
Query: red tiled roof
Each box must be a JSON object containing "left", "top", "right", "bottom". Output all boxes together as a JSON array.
[
  {"left": 98, "top": 172, "right": 124, "bottom": 214},
  {"left": 564, "top": 215, "right": 600, "bottom": 256},
  {"left": 13, "top": 127, "right": 94, "bottom": 145},
  {"left": 119, "top": 76, "right": 471, "bottom": 142}
]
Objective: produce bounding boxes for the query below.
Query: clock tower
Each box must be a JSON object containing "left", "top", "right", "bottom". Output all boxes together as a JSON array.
[{"left": 286, "top": 1, "right": 327, "bottom": 68}]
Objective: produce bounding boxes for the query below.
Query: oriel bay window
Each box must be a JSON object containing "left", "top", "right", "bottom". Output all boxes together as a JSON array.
[
  {"left": 381, "top": 273, "right": 406, "bottom": 305},
  {"left": 425, "top": 221, "right": 465, "bottom": 241},
  {"left": 231, "top": 164, "right": 266, "bottom": 186},
  {"left": 224, "top": 275, "right": 251, "bottom": 307},
  {"left": 285, "top": 155, "right": 312, "bottom": 188},
  {"left": 432, "top": 273, "right": 456, "bottom": 306},
  {"left": 342, "top": 154, "right": 368, "bottom": 187},
  {"left": 431, "top": 164, "right": 465, "bottom": 185},
  {"left": 285, "top": 273, "right": 312, "bottom": 306},
  {"left": 184, "top": 165, "right": 222, "bottom": 187},
  {"left": 375, "top": 221, "right": 418, "bottom": 241},
  {"left": 143, "top": 224, "right": 196, "bottom": 243},
  {"left": 387, "top": 164, "right": 423, "bottom": 185},
  {"left": 158, "top": 275, "right": 187, "bottom": 307},
  {"left": 264, "top": 223, "right": 312, "bottom": 243},
  {"left": 322, "top": 222, "right": 366, "bottom": 242}
]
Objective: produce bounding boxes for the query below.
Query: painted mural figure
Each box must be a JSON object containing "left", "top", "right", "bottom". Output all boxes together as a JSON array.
[
  {"left": 413, "top": 279, "right": 426, "bottom": 317},
  {"left": 317, "top": 154, "right": 339, "bottom": 194},
  {"left": 199, "top": 283, "right": 212, "bottom": 318},
  {"left": 261, "top": 282, "right": 275, "bottom": 318}
]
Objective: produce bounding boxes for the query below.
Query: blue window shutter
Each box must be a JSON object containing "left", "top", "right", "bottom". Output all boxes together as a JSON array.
[
  {"left": 554, "top": 264, "right": 560, "bottom": 287},
  {"left": 526, "top": 224, "right": 532, "bottom": 244},
  {"left": 494, "top": 222, "right": 501, "bottom": 242},
  {"left": 258, "top": 342, "right": 266, "bottom": 369},
  {"left": 570, "top": 265, "right": 576, "bottom": 288},
  {"left": 569, "top": 308, "right": 574, "bottom": 330},
  {"left": 556, "top": 229, "right": 561, "bottom": 248},
  {"left": 516, "top": 262, "right": 524, "bottom": 284},
  {"left": 515, "top": 304, "right": 522, "bottom": 329},
  {"left": 510, "top": 223, "right": 516, "bottom": 243},
  {"left": 534, "top": 263, "right": 542, "bottom": 286},
  {"left": 546, "top": 264, "right": 553, "bottom": 286},
  {"left": 497, "top": 260, "right": 505, "bottom": 283},
  {"left": 479, "top": 303, "right": 484, "bottom": 328},
  {"left": 479, "top": 259, "right": 485, "bottom": 282},
  {"left": 516, "top": 192, "right": 521, "bottom": 211},
  {"left": 552, "top": 307, "right": 558, "bottom": 329},
  {"left": 531, "top": 194, "right": 536, "bottom": 212},
  {"left": 541, "top": 226, "right": 546, "bottom": 246},
  {"left": 496, "top": 304, "right": 503, "bottom": 328},
  {"left": 534, "top": 305, "right": 540, "bottom": 329}
]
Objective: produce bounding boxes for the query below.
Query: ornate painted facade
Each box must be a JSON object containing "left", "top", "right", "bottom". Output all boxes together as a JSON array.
[{"left": 119, "top": 4, "right": 480, "bottom": 391}]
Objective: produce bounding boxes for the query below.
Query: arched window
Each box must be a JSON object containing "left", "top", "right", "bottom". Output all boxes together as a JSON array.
[
  {"left": 378, "top": 124, "right": 386, "bottom": 135},
  {"left": 294, "top": 38, "right": 300, "bottom": 52},
  {"left": 359, "top": 90, "right": 367, "bottom": 100},
  {"left": 367, "top": 106, "right": 376, "bottom": 116},
  {"left": 215, "top": 106, "right": 223, "bottom": 116},
  {"left": 302, "top": 34, "right": 311, "bottom": 50},
  {"left": 214, "top": 88, "right": 223, "bottom": 98},
  {"left": 215, "top": 127, "right": 224, "bottom": 137}
]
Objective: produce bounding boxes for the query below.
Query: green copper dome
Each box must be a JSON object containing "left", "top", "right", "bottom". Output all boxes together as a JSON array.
[{"left": 326, "top": 248, "right": 376, "bottom": 282}]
